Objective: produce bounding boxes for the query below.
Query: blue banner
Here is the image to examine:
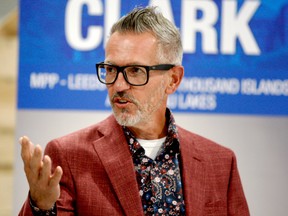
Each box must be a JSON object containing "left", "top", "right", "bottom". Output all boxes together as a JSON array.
[{"left": 18, "top": 0, "right": 288, "bottom": 115}]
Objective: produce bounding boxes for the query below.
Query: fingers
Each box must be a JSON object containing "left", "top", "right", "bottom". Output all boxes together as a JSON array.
[
  {"left": 40, "top": 155, "right": 63, "bottom": 188},
  {"left": 40, "top": 155, "right": 52, "bottom": 183},
  {"left": 20, "top": 137, "right": 62, "bottom": 182},
  {"left": 30, "top": 144, "right": 43, "bottom": 177},
  {"left": 19, "top": 136, "right": 49, "bottom": 181},
  {"left": 49, "top": 166, "right": 63, "bottom": 187},
  {"left": 20, "top": 136, "right": 34, "bottom": 168}
]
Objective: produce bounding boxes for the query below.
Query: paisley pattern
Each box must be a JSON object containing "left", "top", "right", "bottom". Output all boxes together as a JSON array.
[{"left": 123, "top": 109, "right": 185, "bottom": 215}]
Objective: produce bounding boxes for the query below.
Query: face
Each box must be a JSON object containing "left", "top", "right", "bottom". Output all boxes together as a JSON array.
[{"left": 105, "top": 32, "right": 170, "bottom": 127}]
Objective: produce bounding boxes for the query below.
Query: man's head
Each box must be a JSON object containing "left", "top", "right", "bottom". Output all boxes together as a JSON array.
[
  {"left": 110, "top": 6, "right": 183, "bottom": 65},
  {"left": 102, "top": 6, "right": 184, "bottom": 130}
]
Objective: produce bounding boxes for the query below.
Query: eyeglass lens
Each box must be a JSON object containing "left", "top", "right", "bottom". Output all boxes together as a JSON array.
[{"left": 98, "top": 65, "right": 148, "bottom": 85}]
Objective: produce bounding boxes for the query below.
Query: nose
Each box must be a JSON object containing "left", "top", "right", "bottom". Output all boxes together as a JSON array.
[{"left": 113, "top": 72, "right": 130, "bottom": 92}]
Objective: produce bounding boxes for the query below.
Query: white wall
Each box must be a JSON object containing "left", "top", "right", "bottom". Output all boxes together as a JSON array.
[{"left": 14, "top": 110, "right": 288, "bottom": 215}]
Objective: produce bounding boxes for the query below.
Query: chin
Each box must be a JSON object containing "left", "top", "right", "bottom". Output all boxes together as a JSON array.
[{"left": 113, "top": 109, "right": 143, "bottom": 127}]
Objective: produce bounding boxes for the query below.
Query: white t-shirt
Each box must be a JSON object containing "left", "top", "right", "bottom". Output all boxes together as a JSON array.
[{"left": 137, "top": 137, "right": 166, "bottom": 160}]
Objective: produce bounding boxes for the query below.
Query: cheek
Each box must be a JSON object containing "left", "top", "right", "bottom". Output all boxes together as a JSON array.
[
  {"left": 107, "top": 85, "right": 116, "bottom": 95},
  {"left": 147, "top": 81, "right": 166, "bottom": 102},
  {"left": 107, "top": 88, "right": 113, "bottom": 98}
]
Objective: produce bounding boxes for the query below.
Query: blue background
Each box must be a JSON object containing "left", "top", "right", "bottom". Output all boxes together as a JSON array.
[{"left": 18, "top": 0, "right": 288, "bottom": 115}]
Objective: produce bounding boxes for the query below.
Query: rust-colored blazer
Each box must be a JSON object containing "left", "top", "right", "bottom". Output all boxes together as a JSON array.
[{"left": 19, "top": 115, "right": 249, "bottom": 215}]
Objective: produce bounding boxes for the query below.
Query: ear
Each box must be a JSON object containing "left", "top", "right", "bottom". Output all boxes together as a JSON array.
[{"left": 165, "top": 65, "right": 184, "bottom": 94}]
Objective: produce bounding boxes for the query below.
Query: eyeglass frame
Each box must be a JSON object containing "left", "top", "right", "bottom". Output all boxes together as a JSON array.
[{"left": 95, "top": 62, "right": 175, "bottom": 86}]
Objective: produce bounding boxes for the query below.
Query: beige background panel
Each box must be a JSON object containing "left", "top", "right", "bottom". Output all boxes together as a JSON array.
[{"left": 0, "top": 3, "right": 17, "bottom": 216}]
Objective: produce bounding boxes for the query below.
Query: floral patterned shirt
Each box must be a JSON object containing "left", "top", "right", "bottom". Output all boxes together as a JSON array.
[{"left": 123, "top": 109, "right": 186, "bottom": 215}]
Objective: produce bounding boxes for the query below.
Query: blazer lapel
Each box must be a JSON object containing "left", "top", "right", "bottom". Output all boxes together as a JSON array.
[
  {"left": 93, "top": 116, "right": 143, "bottom": 216},
  {"left": 179, "top": 128, "right": 206, "bottom": 215}
]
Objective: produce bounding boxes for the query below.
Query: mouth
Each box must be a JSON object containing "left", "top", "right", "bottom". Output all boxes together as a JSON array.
[
  {"left": 116, "top": 98, "right": 129, "bottom": 104},
  {"left": 113, "top": 97, "right": 131, "bottom": 107}
]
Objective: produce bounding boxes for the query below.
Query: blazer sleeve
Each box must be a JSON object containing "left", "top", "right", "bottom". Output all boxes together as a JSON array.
[
  {"left": 227, "top": 152, "right": 250, "bottom": 215},
  {"left": 18, "top": 197, "right": 33, "bottom": 216}
]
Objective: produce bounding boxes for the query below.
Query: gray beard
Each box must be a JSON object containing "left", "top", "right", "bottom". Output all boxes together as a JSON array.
[{"left": 113, "top": 108, "right": 144, "bottom": 127}]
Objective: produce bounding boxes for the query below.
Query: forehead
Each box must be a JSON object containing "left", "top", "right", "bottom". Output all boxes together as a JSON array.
[{"left": 105, "top": 31, "right": 158, "bottom": 65}]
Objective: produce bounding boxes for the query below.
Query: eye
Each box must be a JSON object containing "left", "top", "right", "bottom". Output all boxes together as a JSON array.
[
  {"left": 126, "top": 66, "right": 146, "bottom": 76},
  {"left": 105, "top": 65, "right": 116, "bottom": 73}
]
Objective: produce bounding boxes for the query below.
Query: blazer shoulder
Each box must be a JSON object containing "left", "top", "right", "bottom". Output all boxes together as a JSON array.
[
  {"left": 46, "top": 114, "right": 120, "bottom": 150},
  {"left": 177, "top": 125, "right": 235, "bottom": 160}
]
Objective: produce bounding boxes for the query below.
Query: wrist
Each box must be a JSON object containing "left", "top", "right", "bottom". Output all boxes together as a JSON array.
[{"left": 29, "top": 193, "right": 57, "bottom": 215}]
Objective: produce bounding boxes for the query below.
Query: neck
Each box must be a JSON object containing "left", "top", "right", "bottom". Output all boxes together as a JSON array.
[{"left": 127, "top": 113, "right": 167, "bottom": 140}]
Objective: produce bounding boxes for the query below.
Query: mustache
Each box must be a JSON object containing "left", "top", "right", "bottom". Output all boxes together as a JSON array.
[{"left": 111, "top": 92, "right": 138, "bottom": 104}]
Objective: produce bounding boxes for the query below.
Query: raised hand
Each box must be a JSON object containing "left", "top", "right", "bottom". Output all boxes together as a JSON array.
[{"left": 20, "top": 136, "right": 63, "bottom": 210}]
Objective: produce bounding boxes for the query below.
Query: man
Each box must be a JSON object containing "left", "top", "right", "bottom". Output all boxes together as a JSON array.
[{"left": 19, "top": 6, "right": 249, "bottom": 216}]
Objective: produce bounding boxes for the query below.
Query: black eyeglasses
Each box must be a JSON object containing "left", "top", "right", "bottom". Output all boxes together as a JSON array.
[{"left": 96, "top": 62, "right": 175, "bottom": 86}]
